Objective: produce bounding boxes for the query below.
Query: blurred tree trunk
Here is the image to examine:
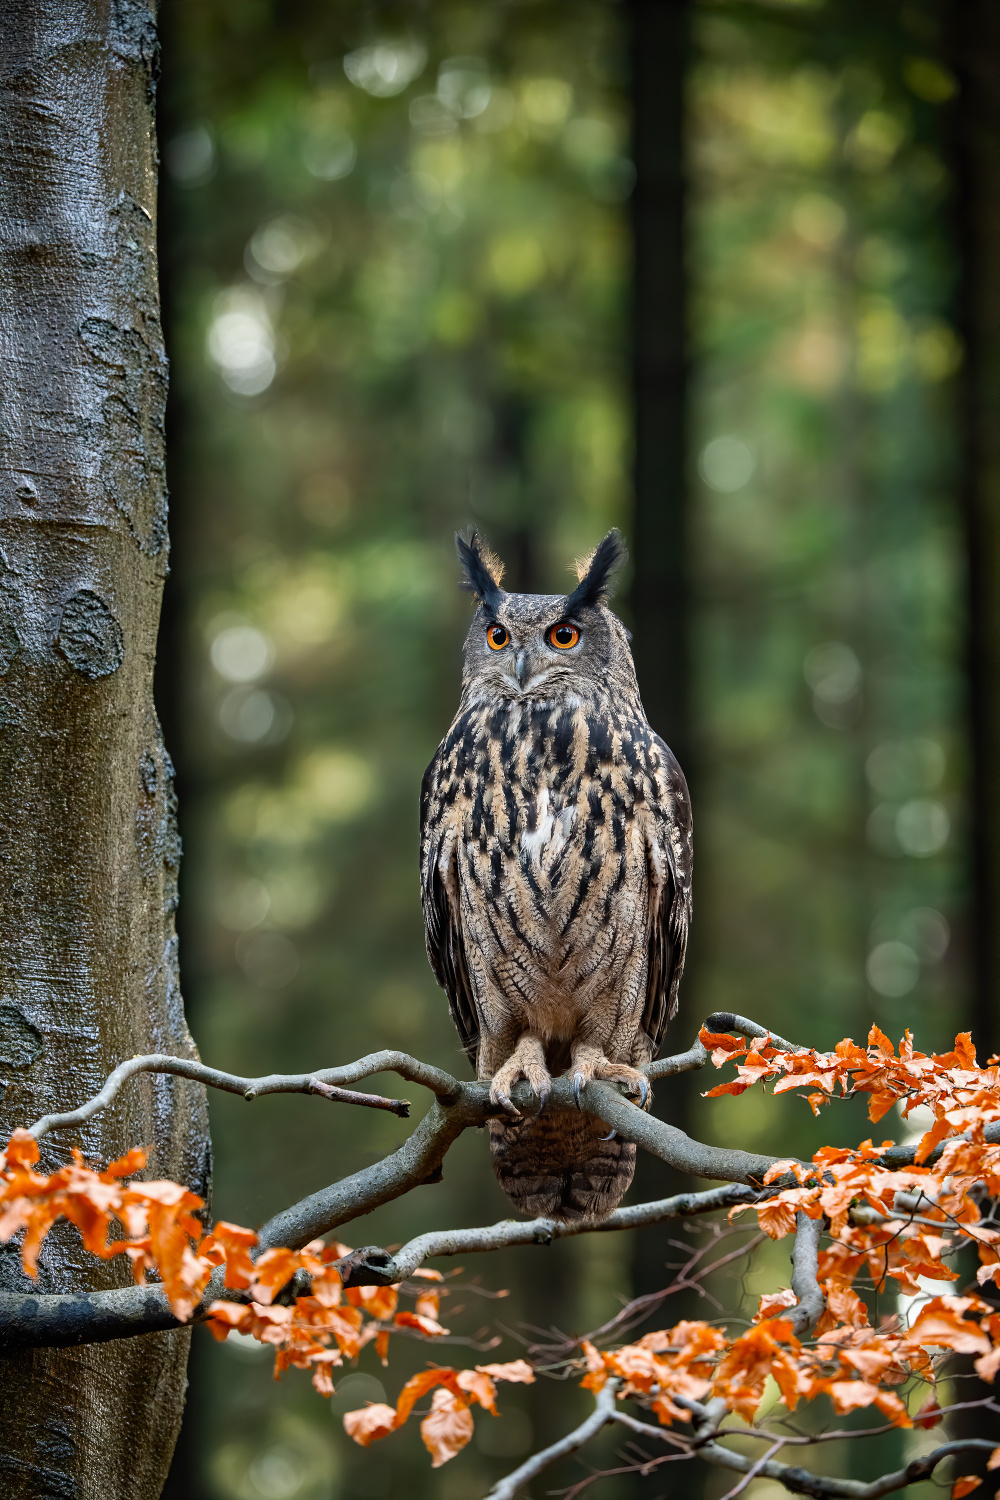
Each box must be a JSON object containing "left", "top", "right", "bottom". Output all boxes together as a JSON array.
[
  {"left": 630, "top": 2, "right": 689, "bottom": 762},
  {"left": 626, "top": 0, "right": 696, "bottom": 1377},
  {"left": 955, "top": 0, "right": 1000, "bottom": 1068},
  {"left": 0, "top": 4, "right": 210, "bottom": 1497},
  {"left": 947, "top": 3, "right": 1000, "bottom": 1490}
]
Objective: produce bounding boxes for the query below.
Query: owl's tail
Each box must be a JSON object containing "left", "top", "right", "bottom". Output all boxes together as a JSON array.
[{"left": 488, "top": 1109, "right": 635, "bottom": 1221}]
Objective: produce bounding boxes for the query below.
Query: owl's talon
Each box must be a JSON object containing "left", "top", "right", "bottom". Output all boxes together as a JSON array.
[
  {"left": 534, "top": 1080, "right": 550, "bottom": 1115},
  {"left": 637, "top": 1078, "right": 650, "bottom": 1110},
  {"left": 574, "top": 1072, "right": 585, "bottom": 1109},
  {"left": 599, "top": 1127, "right": 617, "bottom": 1142},
  {"left": 490, "top": 1085, "right": 520, "bottom": 1117}
]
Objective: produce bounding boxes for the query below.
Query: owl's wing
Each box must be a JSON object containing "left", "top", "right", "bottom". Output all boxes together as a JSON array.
[
  {"left": 640, "top": 732, "right": 694, "bottom": 1056},
  {"left": 420, "top": 753, "right": 479, "bottom": 1067}
]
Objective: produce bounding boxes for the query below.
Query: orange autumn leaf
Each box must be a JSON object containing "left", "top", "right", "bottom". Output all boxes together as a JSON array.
[
  {"left": 702, "top": 1079, "right": 751, "bottom": 1099},
  {"left": 421, "top": 1388, "right": 474, "bottom": 1467},
  {"left": 476, "top": 1360, "right": 535, "bottom": 1384},
  {"left": 343, "top": 1403, "right": 397, "bottom": 1447},
  {"left": 908, "top": 1301, "right": 991, "bottom": 1355},
  {"left": 698, "top": 1028, "right": 750, "bottom": 1066},
  {"left": 953, "top": 1480, "right": 983, "bottom": 1498},
  {"left": 579, "top": 1339, "right": 609, "bottom": 1392},
  {"left": 914, "top": 1396, "right": 942, "bottom": 1429},
  {"left": 249, "top": 1247, "right": 306, "bottom": 1305},
  {"left": 414, "top": 1288, "right": 440, "bottom": 1320},
  {"left": 394, "top": 1369, "right": 466, "bottom": 1428},
  {"left": 346, "top": 1283, "right": 398, "bottom": 1320},
  {"left": 456, "top": 1368, "right": 498, "bottom": 1415},
  {"left": 868, "top": 1025, "right": 896, "bottom": 1056},
  {"left": 988, "top": 1447, "right": 1000, "bottom": 1470},
  {"left": 975, "top": 1346, "right": 1000, "bottom": 1383},
  {"left": 204, "top": 1301, "right": 249, "bottom": 1341},
  {"left": 756, "top": 1199, "right": 801, "bottom": 1240},
  {"left": 755, "top": 1289, "right": 798, "bottom": 1323},
  {"left": 204, "top": 1222, "right": 258, "bottom": 1289},
  {"left": 393, "top": 1310, "right": 450, "bottom": 1338}
]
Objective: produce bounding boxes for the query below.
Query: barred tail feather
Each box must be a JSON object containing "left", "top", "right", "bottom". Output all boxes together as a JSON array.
[{"left": 489, "top": 1111, "right": 636, "bottom": 1221}]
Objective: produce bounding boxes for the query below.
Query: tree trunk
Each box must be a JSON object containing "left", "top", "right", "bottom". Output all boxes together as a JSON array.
[
  {"left": 0, "top": 4, "right": 210, "bottom": 1496},
  {"left": 626, "top": 0, "right": 694, "bottom": 1350},
  {"left": 945, "top": 4, "right": 1000, "bottom": 1489},
  {"left": 954, "top": 3, "right": 1000, "bottom": 1068}
]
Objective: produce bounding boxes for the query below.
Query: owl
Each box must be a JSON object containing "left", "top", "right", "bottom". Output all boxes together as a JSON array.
[{"left": 420, "top": 530, "right": 692, "bottom": 1221}]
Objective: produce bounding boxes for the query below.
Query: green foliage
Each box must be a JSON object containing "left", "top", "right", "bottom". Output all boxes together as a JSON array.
[
  {"left": 161, "top": 1, "right": 966, "bottom": 1494},
  {"left": 162, "top": 4, "right": 629, "bottom": 1495},
  {"left": 689, "top": 0, "right": 965, "bottom": 1104}
]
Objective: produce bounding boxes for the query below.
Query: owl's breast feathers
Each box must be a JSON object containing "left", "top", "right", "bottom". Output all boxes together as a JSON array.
[{"left": 420, "top": 693, "right": 692, "bottom": 1068}]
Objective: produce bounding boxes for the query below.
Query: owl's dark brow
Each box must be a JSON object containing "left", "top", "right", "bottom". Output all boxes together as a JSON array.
[{"left": 554, "top": 604, "right": 585, "bottom": 627}]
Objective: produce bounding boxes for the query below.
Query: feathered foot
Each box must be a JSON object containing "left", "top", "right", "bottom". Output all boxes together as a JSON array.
[
  {"left": 489, "top": 1034, "right": 552, "bottom": 1117},
  {"left": 570, "top": 1044, "right": 650, "bottom": 1111}
]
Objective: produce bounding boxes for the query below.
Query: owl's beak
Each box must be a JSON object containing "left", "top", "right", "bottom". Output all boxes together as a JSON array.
[{"left": 514, "top": 650, "right": 530, "bottom": 688}]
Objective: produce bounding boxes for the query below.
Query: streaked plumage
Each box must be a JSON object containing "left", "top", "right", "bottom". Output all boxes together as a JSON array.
[{"left": 420, "top": 531, "right": 692, "bottom": 1220}]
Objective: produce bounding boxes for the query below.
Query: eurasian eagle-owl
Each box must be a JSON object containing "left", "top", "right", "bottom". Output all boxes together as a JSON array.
[{"left": 420, "top": 531, "right": 692, "bottom": 1221}]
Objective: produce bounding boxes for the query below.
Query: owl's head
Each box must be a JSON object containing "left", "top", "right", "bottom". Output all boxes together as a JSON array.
[{"left": 454, "top": 529, "right": 640, "bottom": 709}]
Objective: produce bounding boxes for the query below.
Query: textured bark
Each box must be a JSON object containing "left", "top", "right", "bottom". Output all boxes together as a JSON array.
[{"left": 0, "top": 3, "right": 210, "bottom": 1496}]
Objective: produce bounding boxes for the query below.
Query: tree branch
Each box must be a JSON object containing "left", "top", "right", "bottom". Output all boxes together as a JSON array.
[
  {"left": 536, "top": 1393, "right": 1000, "bottom": 1500},
  {"left": 788, "top": 1212, "right": 825, "bottom": 1335},
  {"left": 698, "top": 1437, "right": 1000, "bottom": 1498},
  {"left": 27, "top": 1054, "right": 413, "bottom": 1140},
  {"left": 484, "top": 1381, "right": 624, "bottom": 1500},
  {"left": 647, "top": 1011, "right": 808, "bottom": 1081},
  {"left": 335, "top": 1183, "right": 762, "bottom": 1286},
  {"left": 0, "top": 1016, "right": 961, "bottom": 1360}
]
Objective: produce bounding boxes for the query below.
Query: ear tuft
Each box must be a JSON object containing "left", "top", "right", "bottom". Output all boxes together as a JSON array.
[
  {"left": 563, "top": 529, "right": 627, "bottom": 613},
  {"left": 455, "top": 530, "right": 506, "bottom": 615}
]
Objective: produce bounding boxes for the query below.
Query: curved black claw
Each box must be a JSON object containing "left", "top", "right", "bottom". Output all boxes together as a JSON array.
[
  {"left": 637, "top": 1078, "right": 650, "bottom": 1110},
  {"left": 534, "top": 1080, "right": 551, "bottom": 1116},
  {"left": 573, "top": 1072, "right": 585, "bottom": 1109},
  {"left": 599, "top": 1128, "right": 617, "bottom": 1142}
]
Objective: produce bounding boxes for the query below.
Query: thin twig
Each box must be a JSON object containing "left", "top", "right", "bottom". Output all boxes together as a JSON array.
[
  {"left": 28, "top": 1054, "right": 413, "bottom": 1139},
  {"left": 698, "top": 1436, "right": 1000, "bottom": 1498},
  {"left": 567, "top": 1229, "right": 765, "bottom": 1352},
  {"left": 483, "top": 1381, "right": 620, "bottom": 1500},
  {"left": 718, "top": 1438, "right": 784, "bottom": 1499}
]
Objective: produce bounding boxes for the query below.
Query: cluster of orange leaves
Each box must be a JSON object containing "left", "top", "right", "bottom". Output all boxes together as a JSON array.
[
  {"left": 0, "top": 1127, "right": 531, "bottom": 1465},
  {"left": 9, "top": 1024, "right": 1000, "bottom": 1484},
  {"left": 566, "top": 1027, "right": 1000, "bottom": 1496}
]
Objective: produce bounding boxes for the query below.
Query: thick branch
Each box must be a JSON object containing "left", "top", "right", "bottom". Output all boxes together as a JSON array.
[
  {"left": 574, "top": 1080, "right": 787, "bottom": 1183},
  {"left": 787, "top": 1212, "right": 825, "bottom": 1335},
  {"left": 255, "top": 1095, "right": 474, "bottom": 1252},
  {"left": 0, "top": 1283, "right": 186, "bottom": 1355}
]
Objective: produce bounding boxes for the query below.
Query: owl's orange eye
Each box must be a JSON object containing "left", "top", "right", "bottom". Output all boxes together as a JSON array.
[
  {"left": 487, "top": 624, "right": 509, "bottom": 650},
  {"left": 549, "top": 622, "right": 580, "bottom": 650}
]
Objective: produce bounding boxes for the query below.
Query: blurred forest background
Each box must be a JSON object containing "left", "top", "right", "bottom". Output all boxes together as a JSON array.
[{"left": 154, "top": 1, "right": 991, "bottom": 1496}]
